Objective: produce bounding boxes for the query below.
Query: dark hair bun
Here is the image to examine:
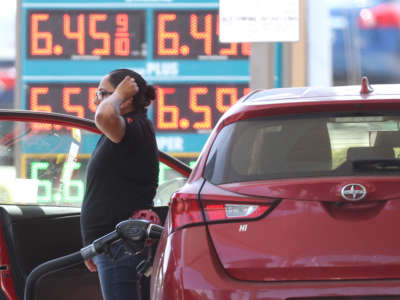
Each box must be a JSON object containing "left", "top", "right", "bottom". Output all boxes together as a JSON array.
[
  {"left": 109, "top": 68, "right": 156, "bottom": 110},
  {"left": 145, "top": 85, "right": 156, "bottom": 102}
]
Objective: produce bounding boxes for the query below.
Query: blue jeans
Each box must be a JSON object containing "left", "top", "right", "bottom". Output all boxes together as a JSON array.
[{"left": 93, "top": 240, "right": 145, "bottom": 300}]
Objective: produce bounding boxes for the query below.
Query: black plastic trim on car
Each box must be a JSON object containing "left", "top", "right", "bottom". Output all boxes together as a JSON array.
[
  {"left": 0, "top": 289, "right": 7, "bottom": 300},
  {"left": 158, "top": 151, "right": 191, "bottom": 177}
]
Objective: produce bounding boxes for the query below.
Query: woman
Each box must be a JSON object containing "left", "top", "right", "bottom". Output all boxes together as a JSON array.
[{"left": 80, "top": 68, "right": 159, "bottom": 300}]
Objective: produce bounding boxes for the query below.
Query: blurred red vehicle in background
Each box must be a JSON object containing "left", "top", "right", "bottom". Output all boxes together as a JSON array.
[
  {"left": 0, "top": 67, "right": 14, "bottom": 92},
  {"left": 0, "top": 66, "right": 14, "bottom": 109}
]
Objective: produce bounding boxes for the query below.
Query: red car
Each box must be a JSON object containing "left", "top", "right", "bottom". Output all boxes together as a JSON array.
[
  {"left": 3, "top": 78, "right": 400, "bottom": 300},
  {"left": 151, "top": 78, "right": 400, "bottom": 299}
]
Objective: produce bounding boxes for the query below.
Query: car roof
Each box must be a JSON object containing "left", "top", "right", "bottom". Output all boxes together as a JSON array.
[
  {"left": 242, "top": 83, "right": 400, "bottom": 105},
  {"left": 210, "top": 82, "right": 400, "bottom": 131}
]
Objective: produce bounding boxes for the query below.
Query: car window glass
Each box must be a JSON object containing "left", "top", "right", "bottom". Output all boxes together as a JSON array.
[
  {"left": 155, "top": 163, "right": 187, "bottom": 207},
  {"left": 0, "top": 120, "right": 186, "bottom": 207},
  {"left": 0, "top": 121, "right": 98, "bottom": 206},
  {"left": 204, "top": 114, "right": 400, "bottom": 184}
]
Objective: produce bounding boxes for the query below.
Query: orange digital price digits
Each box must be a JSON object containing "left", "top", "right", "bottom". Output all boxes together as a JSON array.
[
  {"left": 89, "top": 14, "right": 111, "bottom": 56},
  {"left": 28, "top": 85, "right": 98, "bottom": 128},
  {"left": 216, "top": 88, "right": 238, "bottom": 113},
  {"left": 31, "top": 14, "right": 53, "bottom": 56},
  {"left": 190, "top": 87, "right": 211, "bottom": 130},
  {"left": 157, "top": 14, "right": 180, "bottom": 56},
  {"left": 63, "top": 14, "right": 85, "bottom": 56},
  {"left": 156, "top": 87, "right": 180, "bottom": 130},
  {"left": 63, "top": 87, "right": 85, "bottom": 118},
  {"left": 29, "top": 11, "right": 144, "bottom": 58},
  {"left": 190, "top": 14, "right": 212, "bottom": 56},
  {"left": 114, "top": 14, "right": 130, "bottom": 56},
  {"left": 155, "top": 85, "right": 250, "bottom": 131},
  {"left": 155, "top": 11, "right": 251, "bottom": 58},
  {"left": 30, "top": 87, "right": 52, "bottom": 130}
]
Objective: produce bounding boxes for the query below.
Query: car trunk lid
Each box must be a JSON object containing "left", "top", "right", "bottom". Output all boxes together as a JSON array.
[{"left": 203, "top": 177, "right": 400, "bottom": 281}]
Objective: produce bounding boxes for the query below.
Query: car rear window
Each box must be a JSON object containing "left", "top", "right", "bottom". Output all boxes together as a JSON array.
[{"left": 204, "top": 113, "right": 400, "bottom": 184}]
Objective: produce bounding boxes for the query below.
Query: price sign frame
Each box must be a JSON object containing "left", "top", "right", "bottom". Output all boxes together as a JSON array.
[{"left": 17, "top": 0, "right": 250, "bottom": 155}]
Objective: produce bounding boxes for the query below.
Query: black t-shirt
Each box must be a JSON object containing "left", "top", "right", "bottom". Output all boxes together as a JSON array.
[{"left": 80, "top": 110, "right": 159, "bottom": 245}]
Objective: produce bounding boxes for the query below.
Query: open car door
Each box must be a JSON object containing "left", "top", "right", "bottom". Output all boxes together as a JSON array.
[{"left": 0, "top": 110, "right": 191, "bottom": 300}]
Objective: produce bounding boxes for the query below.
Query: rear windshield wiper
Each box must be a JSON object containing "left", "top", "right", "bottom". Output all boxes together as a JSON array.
[{"left": 352, "top": 159, "right": 400, "bottom": 171}]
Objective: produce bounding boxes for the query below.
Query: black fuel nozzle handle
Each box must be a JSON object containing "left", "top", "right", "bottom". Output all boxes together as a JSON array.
[
  {"left": 80, "top": 230, "right": 120, "bottom": 260},
  {"left": 147, "top": 223, "right": 164, "bottom": 239},
  {"left": 80, "top": 219, "right": 164, "bottom": 260},
  {"left": 116, "top": 219, "right": 164, "bottom": 241},
  {"left": 116, "top": 219, "right": 150, "bottom": 242}
]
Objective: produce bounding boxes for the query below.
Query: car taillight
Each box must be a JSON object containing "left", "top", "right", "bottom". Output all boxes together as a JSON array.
[
  {"left": 169, "top": 192, "right": 204, "bottom": 232},
  {"left": 169, "top": 192, "right": 277, "bottom": 232},
  {"left": 204, "top": 202, "right": 271, "bottom": 221}
]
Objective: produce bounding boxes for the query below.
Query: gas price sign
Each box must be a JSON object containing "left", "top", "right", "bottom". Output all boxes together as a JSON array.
[
  {"left": 21, "top": 154, "right": 89, "bottom": 205},
  {"left": 153, "top": 10, "right": 250, "bottom": 59},
  {"left": 26, "top": 83, "right": 250, "bottom": 131},
  {"left": 26, "top": 83, "right": 98, "bottom": 119},
  {"left": 28, "top": 10, "right": 146, "bottom": 59},
  {"left": 155, "top": 84, "right": 250, "bottom": 131},
  {"left": 21, "top": 154, "right": 192, "bottom": 205},
  {"left": 19, "top": 0, "right": 250, "bottom": 158}
]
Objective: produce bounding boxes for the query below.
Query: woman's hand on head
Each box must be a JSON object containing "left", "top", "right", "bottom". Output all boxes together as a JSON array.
[
  {"left": 113, "top": 75, "right": 139, "bottom": 103},
  {"left": 95, "top": 75, "right": 138, "bottom": 143}
]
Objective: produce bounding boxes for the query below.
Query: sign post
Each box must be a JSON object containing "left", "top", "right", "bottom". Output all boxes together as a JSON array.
[
  {"left": 219, "top": 0, "right": 300, "bottom": 43},
  {"left": 219, "top": 0, "right": 301, "bottom": 89}
]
